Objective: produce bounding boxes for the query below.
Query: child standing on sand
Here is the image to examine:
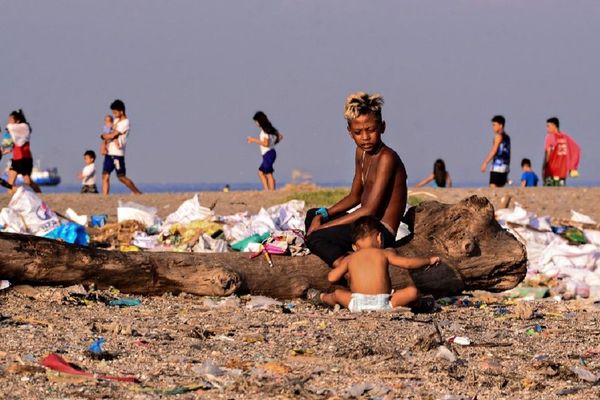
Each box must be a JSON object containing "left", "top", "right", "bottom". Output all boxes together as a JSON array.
[
  {"left": 246, "top": 111, "right": 283, "bottom": 191},
  {"left": 304, "top": 92, "right": 407, "bottom": 270},
  {"left": 79, "top": 150, "right": 98, "bottom": 193},
  {"left": 310, "top": 216, "right": 440, "bottom": 312},
  {"left": 520, "top": 158, "right": 539, "bottom": 187},
  {"left": 415, "top": 159, "right": 452, "bottom": 188}
]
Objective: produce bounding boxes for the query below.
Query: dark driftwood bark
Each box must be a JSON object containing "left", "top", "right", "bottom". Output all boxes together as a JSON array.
[
  {"left": 0, "top": 232, "right": 241, "bottom": 297},
  {"left": 0, "top": 196, "right": 526, "bottom": 299}
]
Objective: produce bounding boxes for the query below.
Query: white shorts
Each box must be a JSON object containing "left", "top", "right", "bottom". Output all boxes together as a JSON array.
[{"left": 348, "top": 293, "right": 392, "bottom": 313}]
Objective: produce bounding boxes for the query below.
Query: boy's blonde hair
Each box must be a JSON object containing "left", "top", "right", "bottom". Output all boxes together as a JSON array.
[{"left": 344, "top": 92, "right": 384, "bottom": 122}]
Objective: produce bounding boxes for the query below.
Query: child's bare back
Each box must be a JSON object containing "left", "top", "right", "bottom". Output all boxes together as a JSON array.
[{"left": 346, "top": 248, "right": 393, "bottom": 295}]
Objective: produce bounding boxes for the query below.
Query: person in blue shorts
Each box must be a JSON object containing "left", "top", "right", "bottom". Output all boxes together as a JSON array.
[
  {"left": 520, "top": 158, "right": 539, "bottom": 187},
  {"left": 246, "top": 111, "right": 283, "bottom": 191},
  {"left": 101, "top": 99, "right": 142, "bottom": 195}
]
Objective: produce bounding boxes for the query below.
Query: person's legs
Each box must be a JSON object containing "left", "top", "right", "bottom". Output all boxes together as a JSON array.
[
  {"left": 118, "top": 175, "right": 142, "bottom": 194},
  {"left": 102, "top": 173, "right": 111, "bottom": 195},
  {"left": 390, "top": 286, "right": 419, "bottom": 308},
  {"left": 321, "top": 288, "right": 352, "bottom": 308},
  {"left": 306, "top": 224, "right": 354, "bottom": 268},
  {"left": 265, "top": 173, "right": 276, "bottom": 191},
  {"left": 257, "top": 170, "right": 268, "bottom": 190},
  {"left": 22, "top": 176, "right": 41, "bottom": 193}
]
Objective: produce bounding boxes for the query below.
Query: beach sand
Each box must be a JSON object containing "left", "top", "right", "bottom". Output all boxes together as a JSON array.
[{"left": 1, "top": 187, "right": 600, "bottom": 399}]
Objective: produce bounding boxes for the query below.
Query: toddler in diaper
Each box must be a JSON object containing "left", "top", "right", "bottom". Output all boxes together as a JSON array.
[{"left": 315, "top": 216, "right": 440, "bottom": 313}]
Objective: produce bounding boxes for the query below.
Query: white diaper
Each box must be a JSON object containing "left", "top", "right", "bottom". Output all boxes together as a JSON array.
[{"left": 348, "top": 293, "right": 392, "bottom": 313}]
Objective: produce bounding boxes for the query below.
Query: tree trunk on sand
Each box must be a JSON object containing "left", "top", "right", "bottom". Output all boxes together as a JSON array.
[
  {"left": 0, "top": 196, "right": 527, "bottom": 299},
  {"left": 0, "top": 232, "right": 241, "bottom": 297}
]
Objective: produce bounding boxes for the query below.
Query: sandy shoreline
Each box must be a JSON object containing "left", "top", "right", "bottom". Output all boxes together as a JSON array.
[{"left": 1, "top": 186, "right": 598, "bottom": 222}]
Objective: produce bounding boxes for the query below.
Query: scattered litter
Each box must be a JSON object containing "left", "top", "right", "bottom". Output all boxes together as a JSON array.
[
  {"left": 435, "top": 346, "right": 457, "bottom": 362},
  {"left": 245, "top": 295, "right": 281, "bottom": 310},
  {"left": 447, "top": 336, "right": 471, "bottom": 346},
  {"left": 192, "top": 359, "right": 224, "bottom": 377},
  {"left": 570, "top": 366, "right": 600, "bottom": 383},
  {"left": 0, "top": 280, "right": 10, "bottom": 290},
  {"left": 40, "top": 353, "right": 138, "bottom": 383},
  {"left": 109, "top": 298, "right": 142, "bottom": 307}
]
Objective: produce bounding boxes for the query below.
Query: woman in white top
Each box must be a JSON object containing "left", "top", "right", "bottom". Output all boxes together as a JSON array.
[{"left": 246, "top": 111, "right": 283, "bottom": 191}]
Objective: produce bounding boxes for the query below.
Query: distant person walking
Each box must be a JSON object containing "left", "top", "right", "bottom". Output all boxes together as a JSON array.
[
  {"left": 480, "top": 115, "right": 511, "bottom": 188},
  {"left": 520, "top": 158, "right": 539, "bottom": 187},
  {"left": 542, "top": 117, "right": 580, "bottom": 186},
  {"left": 415, "top": 159, "right": 452, "bottom": 188},
  {"left": 101, "top": 99, "right": 142, "bottom": 195},
  {"left": 4, "top": 109, "right": 41, "bottom": 193},
  {"left": 246, "top": 111, "right": 283, "bottom": 191}
]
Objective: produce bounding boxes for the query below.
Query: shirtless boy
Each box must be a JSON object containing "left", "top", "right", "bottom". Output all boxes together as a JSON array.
[
  {"left": 305, "top": 92, "right": 407, "bottom": 269},
  {"left": 316, "top": 216, "right": 440, "bottom": 312}
]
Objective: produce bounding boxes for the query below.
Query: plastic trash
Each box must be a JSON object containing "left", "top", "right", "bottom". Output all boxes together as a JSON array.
[
  {"left": 108, "top": 298, "right": 142, "bottom": 307},
  {"left": 435, "top": 346, "right": 457, "bottom": 362},
  {"left": 245, "top": 295, "right": 281, "bottom": 310},
  {"left": 447, "top": 336, "right": 471, "bottom": 346},
  {"left": 231, "top": 232, "right": 270, "bottom": 252},
  {"left": 570, "top": 366, "right": 599, "bottom": 383},
  {"left": 88, "top": 338, "right": 106, "bottom": 354},
  {"left": 570, "top": 210, "right": 597, "bottom": 225},
  {"left": 164, "top": 194, "right": 213, "bottom": 226},
  {"left": 90, "top": 215, "right": 108, "bottom": 228},
  {"left": 0, "top": 207, "right": 26, "bottom": 233},
  {"left": 40, "top": 353, "right": 137, "bottom": 383},
  {"left": 117, "top": 201, "right": 159, "bottom": 228},
  {"left": 192, "top": 359, "right": 224, "bottom": 377},
  {"left": 0, "top": 280, "right": 10, "bottom": 290},
  {"left": 7, "top": 187, "right": 60, "bottom": 236},
  {"left": 65, "top": 208, "right": 88, "bottom": 226},
  {"left": 131, "top": 232, "right": 159, "bottom": 250},
  {"left": 44, "top": 222, "right": 90, "bottom": 246}
]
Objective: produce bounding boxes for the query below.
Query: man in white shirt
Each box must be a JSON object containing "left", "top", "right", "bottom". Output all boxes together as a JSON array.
[{"left": 100, "top": 99, "right": 142, "bottom": 195}]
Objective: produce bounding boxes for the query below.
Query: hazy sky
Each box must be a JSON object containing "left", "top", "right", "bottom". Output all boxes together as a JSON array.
[{"left": 1, "top": 1, "right": 599, "bottom": 186}]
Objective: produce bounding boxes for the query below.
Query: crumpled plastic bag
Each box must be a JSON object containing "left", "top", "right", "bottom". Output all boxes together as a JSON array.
[
  {"left": 44, "top": 222, "right": 90, "bottom": 246},
  {"left": 0, "top": 207, "right": 26, "bottom": 233},
  {"left": 7, "top": 187, "right": 60, "bottom": 236},
  {"left": 164, "top": 194, "right": 213, "bottom": 226},
  {"left": 571, "top": 210, "right": 597, "bottom": 224},
  {"left": 117, "top": 201, "right": 160, "bottom": 228},
  {"left": 192, "top": 234, "right": 228, "bottom": 253}
]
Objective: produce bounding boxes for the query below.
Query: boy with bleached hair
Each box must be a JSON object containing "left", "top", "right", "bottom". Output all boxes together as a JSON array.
[{"left": 305, "top": 91, "right": 408, "bottom": 270}]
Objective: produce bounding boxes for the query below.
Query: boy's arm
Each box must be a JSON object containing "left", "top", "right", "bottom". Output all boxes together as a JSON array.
[
  {"left": 384, "top": 249, "right": 440, "bottom": 269},
  {"left": 307, "top": 149, "right": 364, "bottom": 234},
  {"left": 318, "top": 151, "right": 404, "bottom": 230},
  {"left": 415, "top": 174, "right": 434, "bottom": 188},
  {"left": 480, "top": 134, "right": 502, "bottom": 172},
  {"left": 101, "top": 130, "right": 120, "bottom": 141},
  {"left": 327, "top": 256, "right": 350, "bottom": 283},
  {"left": 246, "top": 136, "right": 269, "bottom": 146},
  {"left": 446, "top": 172, "right": 452, "bottom": 188}
]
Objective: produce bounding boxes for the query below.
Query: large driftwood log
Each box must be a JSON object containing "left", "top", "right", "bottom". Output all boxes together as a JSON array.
[
  {"left": 0, "top": 233, "right": 241, "bottom": 297},
  {"left": 0, "top": 196, "right": 527, "bottom": 298}
]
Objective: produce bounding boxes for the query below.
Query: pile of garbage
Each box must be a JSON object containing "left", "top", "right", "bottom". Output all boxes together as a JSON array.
[
  {"left": 0, "top": 187, "right": 309, "bottom": 257},
  {"left": 497, "top": 204, "right": 600, "bottom": 300}
]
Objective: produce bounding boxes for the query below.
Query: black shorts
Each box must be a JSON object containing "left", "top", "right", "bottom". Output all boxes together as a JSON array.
[
  {"left": 489, "top": 171, "right": 508, "bottom": 187},
  {"left": 10, "top": 158, "right": 34, "bottom": 176}
]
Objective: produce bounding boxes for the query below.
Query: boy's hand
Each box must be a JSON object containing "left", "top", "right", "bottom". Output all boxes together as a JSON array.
[
  {"left": 246, "top": 136, "right": 254, "bottom": 144},
  {"left": 307, "top": 215, "right": 322, "bottom": 236},
  {"left": 429, "top": 256, "right": 441, "bottom": 266},
  {"left": 480, "top": 162, "right": 487, "bottom": 173}
]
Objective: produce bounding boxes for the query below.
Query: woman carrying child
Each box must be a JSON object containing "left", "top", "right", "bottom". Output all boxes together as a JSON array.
[{"left": 246, "top": 111, "right": 283, "bottom": 191}]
